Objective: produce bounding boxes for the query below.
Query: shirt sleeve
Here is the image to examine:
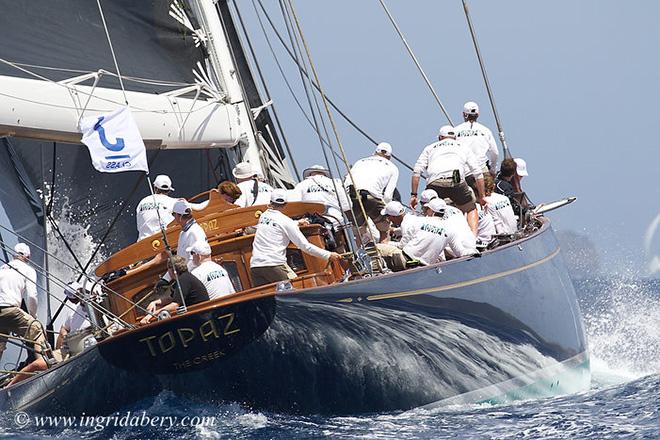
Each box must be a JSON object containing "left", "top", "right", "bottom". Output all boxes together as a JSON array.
[
  {"left": 486, "top": 129, "right": 499, "bottom": 172},
  {"left": 464, "top": 149, "right": 483, "bottom": 179},
  {"left": 446, "top": 230, "right": 477, "bottom": 258},
  {"left": 383, "top": 165, "right": 399, "bottom": 203},
  {"left": 413, "top": 146, "right": 430, "bottom": 176},
  {"left": 283, "top": 217, "right": 331, "bottom": 260}
]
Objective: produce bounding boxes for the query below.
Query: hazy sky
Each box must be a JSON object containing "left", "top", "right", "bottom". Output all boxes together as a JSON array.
[{"left": 236, "top": 0, "right": 660, "bottom": 276}]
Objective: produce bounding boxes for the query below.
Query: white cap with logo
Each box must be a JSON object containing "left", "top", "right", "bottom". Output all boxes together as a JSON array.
[
  {"left": 380, "top": 201, "right": 405, "bottom": 217},
  {"left": 172, "top": 199, "right": 192, "bottom": 215},
  {"left": 186, "top": 241, "right": 211, "bottom": 256},
  {"left": 14, "top": 243, "right": 30, "bottom": 257},
  {"left": 438, "top": 125, "right": 456, "bottom": 138},
  {"left": 375, "top": 142, "right": 392, "bottom": 156},
  {"left": 514, "top": 158, "right": 529, "bottom": 177},
  {"left": 463, "top": 101, "right": 479, "bottom": 115},
  {"left": 270, "top": 189, "right": 288, "bottom": 205},
  {"left": 427, "top": 198, "right": 447, "bottom": 213},
  {"left": 153, "top": 175, "right": 175, "bottom": 192}
]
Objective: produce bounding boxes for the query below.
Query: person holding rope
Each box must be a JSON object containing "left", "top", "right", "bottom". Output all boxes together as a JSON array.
[{"left": 294, "top": 164, "right": 352, "bottom": 226}]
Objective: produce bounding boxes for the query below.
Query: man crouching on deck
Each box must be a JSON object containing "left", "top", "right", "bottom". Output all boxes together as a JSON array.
[{"left": 141, "top": 256, "right": 209, "bottom": 324}]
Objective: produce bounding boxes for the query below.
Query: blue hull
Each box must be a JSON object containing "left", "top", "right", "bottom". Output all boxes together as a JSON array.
[{"left": 0, "top": 219, "right": 590, "bottom": 414}]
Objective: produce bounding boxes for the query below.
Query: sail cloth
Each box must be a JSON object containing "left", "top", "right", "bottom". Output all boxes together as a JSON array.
[{"left": 80, "top": 107, "right": 149, "bottom": 174}]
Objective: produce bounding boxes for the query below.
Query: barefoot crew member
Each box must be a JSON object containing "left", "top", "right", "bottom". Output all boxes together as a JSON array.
[{"left": 250, "top": 190, "right": 342, "bottom": 287}]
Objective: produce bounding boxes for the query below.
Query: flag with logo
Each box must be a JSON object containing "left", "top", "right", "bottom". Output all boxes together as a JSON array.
[{"left": 79, "top": 106, "right": 149, "bottom": 173}]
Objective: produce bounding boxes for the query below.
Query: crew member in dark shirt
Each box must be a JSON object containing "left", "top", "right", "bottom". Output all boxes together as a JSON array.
[
  {"left": 495, "top": 158, "right": 525, "bottom": 219},
  {"left": 140, "top": 255, "right": 209, "bottom": 324}
]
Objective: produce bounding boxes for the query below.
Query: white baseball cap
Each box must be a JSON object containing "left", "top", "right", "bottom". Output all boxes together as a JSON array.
[
  {"left": 302, "top": 165, "right": 330, "bottom": 179},
  {"left": 153, "top": 175, "right": 175, "bottom": 191},
  {"left": 427, "top": 198, "right": 447, "bottom": 213},
  {"left": 438, "top": 125, "right": 456, "bottom": 138},
  {"left": 172, "top": 199, "right": 191, "bottom": 215},
  {"left": 270, "top": 189, "right": 288, "bottom": 205},
  {"left": 187, "top": 241, "right": 211, "bottom": 256},
  {"left": 375, "top": 142, "right": 392, "bottom": 156},
  {"left": 463, "top": 101, "right": 479, "bottom": 115},
  {"left": 14, "top": 243, "right": 30, "bottom": 257},
  {"left": 232, "top": 162, "right": 258, "bottom": 180},
  {"left": 514, "top": 158, "right": 529, "bottom": 177},
  {"left": 419, "top": 189, "right": 439, "bottom": 205},
  {"left": 380, "top": 201, "right": 405, "bottom": 217},
  {"left": 64, "top": 281, "right": 82, "bottom": 299}
]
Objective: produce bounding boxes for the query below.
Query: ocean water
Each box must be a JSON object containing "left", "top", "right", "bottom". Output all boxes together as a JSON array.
[{"left": 1, "top": 277, "right": 657, "bottom": 439}]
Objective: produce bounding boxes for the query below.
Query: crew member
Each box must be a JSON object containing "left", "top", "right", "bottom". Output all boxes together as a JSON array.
[
  {"left": 55, "top": 282, "right": 92, "bottom": 350},
  {"left": 172, "top": 200, "right": 208, "bottom": 264},
  {"left": 250, "top": 190, "right": 341, "bottom": 287},
  {"left": 484, "top": 174, "right": 517, "bottom": 235},
  {"left": 476, "top": 203, "right": 496, "bottom": 245},
  {"left": 411, "top": 126, "right": 485, "bottom": 236},
  {"left": 495, "top": 158, "right": 525, "bottom": 218},
  {"left": 141, "top": 256, "right": 209, "bottom": 324},
  {"left": 294, "top": 165, "right": 352, "bottom": 225},
  {"left": 0, "top": 243, "right": 47, "bottom": 385},
  {"left": 421, "top": 198, "right": 477, "bottom": 260},
  {"left": 233, "top": 162, "right": 274, "bottom": 207},
  {"left": 402, "top": 199, "right": 475, "bottom": 265},
  {"left": 454, "top": 101, "right": 499, "bottom": 176},
  {"left": 135, "top": 174, "right": 177, "bottom": 240},
  {"left": 193, "top": 180, "right": 242, "bottom": 210},
  {"left": 188, "top": 241, "right": 236, "bottom": 300},
  {"left": 376, "top": 201, "right": 421, "bottom": 271},
  {"left": 344, "top": 142, "right": 399, "bottom": 241}
]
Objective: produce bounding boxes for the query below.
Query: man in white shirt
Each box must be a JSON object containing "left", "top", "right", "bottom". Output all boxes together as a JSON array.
[
  {"left": 172, "top": 200, "right": 208, "bottom": 264},
  {"left": 410, "top": 125, "right": 486, "bottom": 236},
  {"left": 135, "top": 174, "right": 177, "bottom": 241},
  {"left": 403, "top": 199, "right": 475, "bottom": 265},
  {"left": 188, "top": 241, "right": 236, "bottom": 300},
  {"left": 344, "top": 142, "right": 399, "bottom": 241},
  {"left": 294, "top": 165, "right": 352, "bottom": 225},
  {"left": 233, "top": 162, "right": 274, "bottom": 208},
  {"left": 0, "top": 243, "right": 45, "bottom": 366},
  {"left": 375, "top": 201, "right": 421, "bottom": 271},
  {"left": 56, "top": 281, "right": 92, "bottom": 350},
  {"left": 420, "top": 197, "right": 477, "bottom": 260},
  {"left": 484, "top": 175, "right": 518, "bottom": 235},
  {"left": 250, "top": 190, "right": 341, "bottom": 286},
  {"left": 454, "top": 101, "right": 499, "bottom": 176}
]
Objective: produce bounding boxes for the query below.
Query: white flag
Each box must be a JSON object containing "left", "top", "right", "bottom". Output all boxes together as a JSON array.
[{"left": 80, "top": 106, "right": 149, "bottom": 173}]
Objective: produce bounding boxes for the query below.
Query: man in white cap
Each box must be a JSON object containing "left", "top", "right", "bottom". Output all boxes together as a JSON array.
[
  {"left": 171, "top": 200, "right": 208, "bottom": 264},
  {"left": 403, "top": 199, "right": 477, "bottom": 265},
  {"left": 250, "top": 189, "right": 342, "bottom": 286},
  {"left": 135, "top": 174, "right": 177, "bottom": 241},
  {"left": 0, "top": 243, "right": 45, "bottom": 363},
  {"left": 233, "top": 162, "right": 274, "bottom": 208},
  {"left": 495, "top": 158, "right": 526, "bottom": 219},
  {"left": 294, "top": 165, "right": 352, "bottom": 225},
  {"left": 454, "top": 101, "right": 499, "bottom": 176},
  {"left": 420, "top": 197, "right": 477, "bottom": 260},
  {"left": 344, "top": 142, "right": 399, "bottom": 241},
  {"left": 55, "top": 281, "right": 92, "bottom": 350},
  {"left": 411, "top": 126, "right": 485, "bottom": 236},
  {"left": 188, "top": 241, "right": 236, "bottom": 300},
  {"left": 375, "top": 201, "right": 422, "bottom": 271}
]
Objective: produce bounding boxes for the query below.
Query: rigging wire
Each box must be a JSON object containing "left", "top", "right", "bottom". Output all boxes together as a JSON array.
[
  {"left": 231, "top": 0, "right": 301, "bottom": 181},
  {"left": 96, "top": 0, "right": 128, "bottom": 105},
  {"left": 377, "top": 0, "right": 454, "bottom": 126},
  {"left": 461, "top": 0, "right": 512, "bottom": 159},
  {"left": 254, "top": 0, "right": 414, "bottom": 172}
]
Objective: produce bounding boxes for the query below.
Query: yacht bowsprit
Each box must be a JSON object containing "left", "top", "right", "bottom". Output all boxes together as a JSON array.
[{"left": 0, "top": 0, "right": 589, "bottom": 415}]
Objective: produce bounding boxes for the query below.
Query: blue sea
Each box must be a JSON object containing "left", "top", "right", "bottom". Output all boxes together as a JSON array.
[{"left": 1, "top": 276, "right": 658, "bottom": 439}]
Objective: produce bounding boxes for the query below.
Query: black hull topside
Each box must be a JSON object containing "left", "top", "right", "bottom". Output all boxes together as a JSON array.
[{"left": 0, "top": 218, "right": 590, "bottom": 415}]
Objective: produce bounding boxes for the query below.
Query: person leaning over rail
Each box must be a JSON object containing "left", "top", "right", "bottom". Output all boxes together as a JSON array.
[
  {"left": 141, "top": 256, "right": 209, "bottom": 325},
  {"left": 188, "top": 241, "right": 236, "bottom": 300},
  {"left": 249, "top": 189, "right": 342, "bottom": 287},
  {"left": 0, "top": 243, "right": 48, "bottom": 386},
  {"left": 233, "top": 162, "right": 274, "bottom": 207},
  {"left": 343, "top": 142, "right": 399, "bottom": 242},
  {"left": 410, "top": 125, "right": 485, "bottom": 237}
]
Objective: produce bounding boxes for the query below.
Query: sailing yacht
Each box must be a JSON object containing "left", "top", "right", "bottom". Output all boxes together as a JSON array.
[{"left": 0, "top": 0, "right": 589, "bottom": 414}]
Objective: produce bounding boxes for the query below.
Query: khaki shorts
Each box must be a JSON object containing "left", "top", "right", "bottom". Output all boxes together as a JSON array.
[
  {"left": 250, "top": 265, "right": 291, "bottom": 287},
  {"left": 348, "top": 188, "right": 389, "bottom": 234},
  {"left": 427, "top": 180, "right": 476, "bottom": 209},
  {"left": 0, "top": 306, "right": 46, "bottom": 359}
]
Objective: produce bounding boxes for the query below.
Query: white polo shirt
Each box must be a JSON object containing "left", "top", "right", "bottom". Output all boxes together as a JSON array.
[
  {"left": 0, "top": 259, "right": 37, "bottom": 316},
  {"left": 135, "top": 193, "right": 177, "bottom": 240},
  {"left": 476, "top": 204, "right": 496, "bottom": 243},
  {"left": 235, "top": 180, "right": 274, "bottom": 207},
  {"left": 485, "top": 192, "right": 518, "bottom": 234},
  {"left": 403, "top": 217, "right": 458, "bottom": 265},
  {"left": 395, "top": 214, "right": 423, "bottom": 249},
  {"left": 63, "top": 303, "right": 91, "bottom": 334},
  {"left": 191, "top": 261, "right": 236, "bottom": 300},
  {"left": 294, "top": 175, "right": 352, "bottom": 223},
  {"left": 413, "top": 139, "right": 483, "bottom": 183},
  {"left": 251, "top": 208, "right": 331, "bottom": 268},
  {"left": 454, "top": 121, "right": 499, "bottom": 171},
  {"left": 344, "top": 155, "right": 399, "bottom": 203},
  {"left": 177, "top": 220, "right": 208, "bottom": 263}
]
